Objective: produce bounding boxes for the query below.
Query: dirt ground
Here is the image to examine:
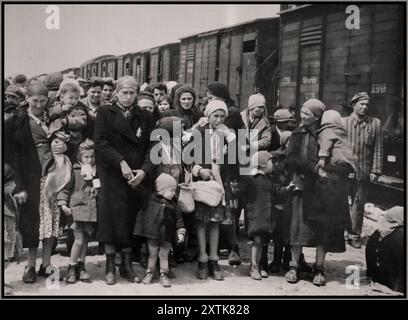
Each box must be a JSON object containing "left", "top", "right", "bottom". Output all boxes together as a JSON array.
[{"left": 4, "top": 221, "right": 402, "bottom": 297}]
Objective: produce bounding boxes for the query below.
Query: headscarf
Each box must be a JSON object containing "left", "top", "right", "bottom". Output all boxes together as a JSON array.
[
  {"left": 27, "top": 82, "right": 49, "bottom": 97},
  {"left": 248, "top": 93, "right": 266, "bottom": 110},
  {"left": 204, "top": 100, "right": 228, "bottom": 118},
  {"left": 302, "top": 98, "right": 326, "bottom": 119},
  {"left": 207, "top": 82, "right": 234, "bottom": 106},
  {"left": 377, "top": 206, "right": 404, "bottom": 241},
  {"left": 116, "top": 76, "right": 138, "bottom": 92},
  {"left": 321, "top": 110, "right": 344, "bottom": 128}
]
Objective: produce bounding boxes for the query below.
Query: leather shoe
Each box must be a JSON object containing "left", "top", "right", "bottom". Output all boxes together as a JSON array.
[
  {"left": 208, "top": 260, "right": 224, "bottom": 281},
  {"left": 197, "top": 262, "right": 209, "bottom": 280},
  {"left": 22, "top": 266, "right": 37, "bottom": 284}
]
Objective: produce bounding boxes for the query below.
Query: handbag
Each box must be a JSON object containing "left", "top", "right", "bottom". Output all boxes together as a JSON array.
[
  {"left": 192, "top": 180, "right": 224, "bottom": 207},
  {"left": 177, "top": 169, "right": 195, "bottom": 213}
]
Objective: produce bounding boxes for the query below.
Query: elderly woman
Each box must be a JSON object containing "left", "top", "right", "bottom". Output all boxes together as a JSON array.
[
  {"left": 189, "top": 100, "right": 238, "bottom": 281},
  {"left": 6, "top": 82, "right": 68, "bottom": 283},
  {"left": 94, "top": 76, "right": 156, "bottom": 285},
  {"left": 285, "top": 99, "right": 349, "bottom": 286}
]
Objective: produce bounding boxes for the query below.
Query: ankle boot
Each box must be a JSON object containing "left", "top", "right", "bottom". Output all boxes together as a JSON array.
[
  {"left": 105, "top": 253, "right": 116, "bottom": 285},
  {"left": 78, "top": 261, "right": 91, "bottom": 282},
  {"left": 65, "top": 264, "right": 78, "bottom": 284},
  {"left": 312, "top": 264, "right": 326, "bottom": 286},
  {"left": 119, "top": 252, "right": 137, "bottom": 283}
]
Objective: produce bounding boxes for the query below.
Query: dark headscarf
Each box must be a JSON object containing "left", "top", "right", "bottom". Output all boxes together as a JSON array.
[
  {"left": 163, "top": 85, "right": 202, "bottom": 130},
  {"left": 207, "top": 82, "right": 235, "bottom": 107}
]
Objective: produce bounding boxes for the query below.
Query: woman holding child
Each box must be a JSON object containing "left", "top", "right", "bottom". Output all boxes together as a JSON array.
[{"left": 285, "top": 99, "right": 351, "bottom": 286}]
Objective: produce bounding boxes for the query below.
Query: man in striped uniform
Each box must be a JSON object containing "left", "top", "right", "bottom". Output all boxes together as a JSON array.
[{"left": 342, "top": 92, "right": 383, "bottom": 248}]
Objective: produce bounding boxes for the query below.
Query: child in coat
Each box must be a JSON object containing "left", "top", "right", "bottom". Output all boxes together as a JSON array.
[
  {"left": 245, "top": 151, "right": 275, "bottom": 280},
  {"left": 57, "top": 138, "right": 99, "bottom": 283},
  {"left": 268, "top": 131, "right": 293, "bottom": 273},
  {"left": 134, "top": 173, "right": 186, "bottom": 288},
  {"left": 317, "top": 110, "right": 357, "bottom": 178},
  {"left": 48, "top": 82, "right": 88, "bottom": 162}
]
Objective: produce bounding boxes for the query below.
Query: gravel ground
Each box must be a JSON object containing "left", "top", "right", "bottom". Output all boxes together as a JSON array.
[{"left": 3, "top": 238, "right": 401, "bottom": 297}]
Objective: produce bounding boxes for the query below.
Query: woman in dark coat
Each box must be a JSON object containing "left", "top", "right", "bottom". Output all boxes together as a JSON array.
[
  {"left": 161, "top": 85, "right": 203, "bottom": 263},
  {"left": 285, "top": 99, "right": 349, "bottom": 286},
  {"left": 94, "top": 76, "right": 156, "bottom": 285},
  {"left": 6, "top": 82, "right": 67, "bottom": 284}
]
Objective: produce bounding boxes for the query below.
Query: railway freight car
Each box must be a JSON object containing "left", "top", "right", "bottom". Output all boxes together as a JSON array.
[
  {"left": 149, "top": 42, "right": 180, "bottom": 83},
  {"left": 218, "top": 17, "right": 279, "bottom": 111},
  {"left": 178, "top": 17, "right": 279, "bottom": 111},
  {"left": 278, "top": 3, "right": 404, "bottom": 202},
  {"left": 179, "top": 29, "right": 219, "bottom": 101},
  {"left": 80, "top": 54, "right": 116, "bottom": 79},
  {"left": 99, "top": 55, "right": 117, "bottom": 79}
]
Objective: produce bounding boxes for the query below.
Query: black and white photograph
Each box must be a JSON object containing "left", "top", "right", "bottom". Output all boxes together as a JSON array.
[{"left": 2, "top": 1, "right": 406, "bottom": 300}]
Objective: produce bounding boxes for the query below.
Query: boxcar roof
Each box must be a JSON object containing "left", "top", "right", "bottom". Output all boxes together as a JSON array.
[{"left": 179, "top": 16, "right": 278, "bottom": 40}]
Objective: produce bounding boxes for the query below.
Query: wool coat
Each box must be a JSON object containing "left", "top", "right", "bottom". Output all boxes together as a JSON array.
[{"left": 94, "top": 102, "right": 156, "bottom": 246}]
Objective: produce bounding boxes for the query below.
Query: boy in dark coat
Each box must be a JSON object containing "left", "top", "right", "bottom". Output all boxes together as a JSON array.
[
  {"left": 245, "top": 151, "right": 275, "bottom": 280},
  {"left": 134, "top": 173, "right": 186, "bottom": 288}
]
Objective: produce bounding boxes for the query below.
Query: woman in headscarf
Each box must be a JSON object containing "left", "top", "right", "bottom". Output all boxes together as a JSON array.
[
  {"left": 6, "top": 82, "right": 68, "bottom": 284},
  {"left": 284, "top": 99, "right": 349, "bottom": 286},
  {"left": 162, "top": 85, "right": 203, "bottom": 131},
  {"left": 94, "top": 76, "right": 156, "bottom": 285}
]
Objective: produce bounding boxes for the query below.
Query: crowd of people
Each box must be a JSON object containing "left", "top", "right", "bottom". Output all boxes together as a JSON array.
[{"left": 4, "top": 71, "right": 386, "bottom": 294}]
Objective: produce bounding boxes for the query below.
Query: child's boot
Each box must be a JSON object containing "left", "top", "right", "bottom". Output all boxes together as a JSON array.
[
  {"left": 285, "top": 261, "right": 300, "bottom": 284},
  {"left": 208, "top": 260, "right": 224, "bottom": 281},
  {"left": 312, "top": 264, "right": 326, "bottom": 286},
  {"left": 78, "top": 261, "right": 91, "bottom": 282},
  {"left": 142, "top": 269, "right": 154, "bottom": 284},
  {"left": 160, "top": 272, "right": 172, "bottom": 288},
  {"left": 249, "top": 264, "right": 262, "bottom": 280},
  {"left": 228, "top": 244, "right": 241, "bottom": 266},
  {"left": 197, "top": 262, "right": 209, "bottom": 280},
  {"left": 66, "top": 263, "right": 78, "bottom": 284},
  {"left": 105, "top": 253, "right": 116, "bottom": 285}
]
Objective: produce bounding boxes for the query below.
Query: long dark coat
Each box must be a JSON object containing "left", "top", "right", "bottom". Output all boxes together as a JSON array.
[
  {"left": 94, "top": 103, "right": 156, "bottom": 247},
  {"left": 5, "top": 109, "right": 52, "bottom": 248},
  {"left": 245, "top": 173, "right": 274, "bottom": 239},
  {"left": 285, "top": 125, "right": 348, "bottom": 252}
]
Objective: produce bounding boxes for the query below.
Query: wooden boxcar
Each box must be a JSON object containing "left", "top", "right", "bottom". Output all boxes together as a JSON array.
[
  {"left": 131, "top": 50, "right": 150, "bottom": 84},
  {"left": 218, "top": 18, "right": 280, "bottom": 110},
  {"left": 179, "top": 29, "right": 220, "bottom": 101},
  {"left": 79, "top": 55, "right": 115, "bottom": 79},
  {"left": 278, "top": 4, "right": 404, "bottom": 190},
  {"left": 149, "top": 42, "right": 180, "bottom": 84},
  {"left": 179, "top": 18, "right": 279, "bottom": 110},
  {"left": 99, "top": 56, "right": 117, "bottom": 79}
]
